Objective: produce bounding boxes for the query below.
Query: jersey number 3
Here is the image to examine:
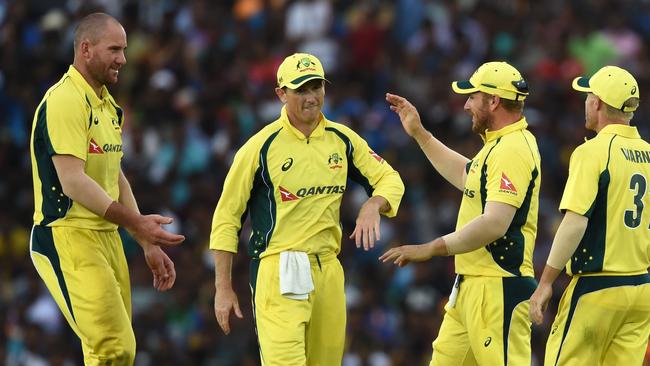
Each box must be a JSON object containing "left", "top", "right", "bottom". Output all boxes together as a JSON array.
[{"left": 624, "top": 173, "right": 647, "bottom": 229}]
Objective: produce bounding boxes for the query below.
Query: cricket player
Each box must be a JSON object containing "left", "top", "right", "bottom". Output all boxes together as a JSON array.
[
  {"left": 210, "top": 53, "right": 404, "bottom": 365},
  {"left": 529, "top": 65, "right": 650, "bottom": 365},
  {"left": 383, "top": 61, "right": 540, "bottom": 365},
  {"left": 29, "top": 13, "right": 184, "bottom": 365}
]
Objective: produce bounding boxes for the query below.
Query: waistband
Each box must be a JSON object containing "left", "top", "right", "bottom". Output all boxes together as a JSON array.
[{"left": 261, "top": 251, "right": 338, "bottom": 266}]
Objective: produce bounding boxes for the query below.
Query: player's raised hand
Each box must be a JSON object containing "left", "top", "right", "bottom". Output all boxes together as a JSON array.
[
  {"left": 132, "top": 214, "right": 185, "bottom": 247},
  {"left": 529, "top": 283, "right": 552, "bottom": 325},
  {"left": 214, "top": 286, "right": 243, "bottom": 335},
  {"left": 385, "top": 93, "right": 425, "bottom": 138},
  {"left": 144, "top": 245, "right": 176, "bottom": 291},
  {"left": 379, "top": 242, "right": 436, "bottom": 267}
]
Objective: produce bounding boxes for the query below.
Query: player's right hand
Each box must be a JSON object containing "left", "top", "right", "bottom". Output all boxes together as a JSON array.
[
  {"left": 132, "top": 214, "right": 185, "bottom": 247},
  {"left": 528, "top": 283, "right": 552, "bottom": 325},
  {"left": 379, "top": 243, "right": 435, "bottom": 267},
  {"left": 385, "top": 93, "right": 425, "bottom": 138},
  {"left": 214, "top": 287, "right": 243, "bottom": 335}
]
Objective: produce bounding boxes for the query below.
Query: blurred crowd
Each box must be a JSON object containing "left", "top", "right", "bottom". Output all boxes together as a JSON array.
[{"left": 1, "top": 0, "right": 650, "bottom": 365}]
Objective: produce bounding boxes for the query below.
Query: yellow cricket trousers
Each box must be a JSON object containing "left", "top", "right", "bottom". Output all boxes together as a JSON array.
[
  {"left": 252, "top": 252, "right": 346, "bottom": 366},
  {"left": 30, "top": 225, "right": 135, "bottom": 365}
]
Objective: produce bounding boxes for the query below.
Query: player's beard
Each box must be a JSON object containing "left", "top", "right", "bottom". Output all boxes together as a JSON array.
[
  {"left": 88, "top": 57, "right": 115, "bottom": 86},
  {"left": 471, "top": 104, "right": 493, "bottom": 135}
]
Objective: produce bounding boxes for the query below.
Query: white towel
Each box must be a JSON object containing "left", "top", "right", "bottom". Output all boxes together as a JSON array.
[
  {"left": 279, "top": 251, "right": 314, "bottom": 300},
  {"left": 447, "top": 275, "right": 461, "bottom": 308}
]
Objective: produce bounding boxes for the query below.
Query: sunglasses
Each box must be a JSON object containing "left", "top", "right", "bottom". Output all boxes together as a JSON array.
[{"left": 511, "top": 79, "right": 529, "bottom": 94}]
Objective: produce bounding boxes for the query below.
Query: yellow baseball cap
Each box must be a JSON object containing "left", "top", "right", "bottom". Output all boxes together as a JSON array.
[
  {"left": 572, "top": 65, "right": 639, "bottom": 112},
  {"left": 277, "top": 53, "right": 327, "bottom": 89},
  {"left": 452, "top": 61, "right": 529, "bottom": 101}
]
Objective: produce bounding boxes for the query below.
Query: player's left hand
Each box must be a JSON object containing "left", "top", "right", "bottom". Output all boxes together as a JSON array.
[
  {"left": 379, "top": 243, "right": 435, "bottom": 267},
  {"left": 144, "top": 245, "right": 176, "bottom": 291},
  {"left": 529, "top": 283, "right": 552, "bottom": 325},
  {"left": 350, "top": 199, "right": 382, "bottom": 251}
]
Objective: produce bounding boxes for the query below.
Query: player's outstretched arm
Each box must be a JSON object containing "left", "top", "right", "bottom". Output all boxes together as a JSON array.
[
  {"left": 385, "top": 93, "right": 470, "bottom": 190},
  {"left": 380, "top": 201, "right": 516, "bottom": 266},
  {"left": 529, "top": 211, "right": 588, "bottom": 325},
  {"left": 213, "top": 250, "right": 243, "bottom": 335},
  {"left": 52, "top": 155, "right": 185, "bottom": 247}
]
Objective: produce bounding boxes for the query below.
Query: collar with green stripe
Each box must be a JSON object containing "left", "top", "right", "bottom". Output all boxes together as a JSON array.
[
  {"left": 67, "top": 65, "right": 110, "bottom": 108},
  {"left": 483, "top": 117, "right": 528, "bottom": 143}
]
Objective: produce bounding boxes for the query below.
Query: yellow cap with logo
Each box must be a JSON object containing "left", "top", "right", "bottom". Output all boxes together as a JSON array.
[
  {"left": 452, "top": 61, "right": 529, "bottom": 101},
  {"left": 572, "top": 65, "right": 640, "bottom": 112},
  {"left": 277, "top": 53, "right": 327, "bottom": 89}
]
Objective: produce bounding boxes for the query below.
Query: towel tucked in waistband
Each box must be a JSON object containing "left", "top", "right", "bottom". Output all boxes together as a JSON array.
[{"left": 279, "top": 251, "right": 314, "bottom": 300}]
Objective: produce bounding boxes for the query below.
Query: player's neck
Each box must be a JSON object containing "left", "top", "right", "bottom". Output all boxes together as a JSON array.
[
  {"left": 72, "top": 61, "right": 103, "bottom": 98},
  {"left": 490, "top": 111, "right": 522, "bottom": 131},
  {"left": 287, "top": 116, "right": 320, "bottom": 138}
]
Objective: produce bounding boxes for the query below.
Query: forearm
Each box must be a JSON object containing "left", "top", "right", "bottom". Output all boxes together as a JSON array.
[
  {"left": 538, "top": 265, "right": 563, "bottom": 287},
  {"left": 118, "top": 169, "right": 140, "bottom": 214},
  {"left": 412, "top": 129, "right": 469, "bottom": 191},
  {"left": 442, "top": 216, "right": 506, "bottom": 255},
  {"left": 442, "top": 201, "right": 516, "bottom": 255},
  {"left": 59, "top": 169, "right": 114, "bottom": 217},
  {"left": 546, "top": 211, "right": 588, "bottom": 271},
  {"left": 213, "top": 250, "right": 235, "bottom": 290}
]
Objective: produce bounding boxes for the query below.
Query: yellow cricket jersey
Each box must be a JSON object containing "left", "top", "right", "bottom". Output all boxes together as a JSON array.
[
  {"left": 560, "top": 124, "right": 650, "bottom": 276},
  {"left": 456, "top": 118, "right": 540, "bottom": 277},
  {"left": 30, "top": 65, "right": 124, "bottom": 231},
  {"left": 210, "top": 106, "right": 404, "bottom": 258}
]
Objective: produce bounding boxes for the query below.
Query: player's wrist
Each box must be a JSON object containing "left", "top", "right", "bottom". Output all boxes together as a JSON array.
[
  {"left": 413, "top": 128, "right": 431, "bottom": 145},
  {"left": 428, "top": 237, "right": 449, "bottom": 257},
  {"left": 104, "top": 201, "right": 143, "bottom": 232}
]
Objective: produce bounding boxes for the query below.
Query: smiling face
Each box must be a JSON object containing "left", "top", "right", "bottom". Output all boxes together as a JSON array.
[
  {"left": 84, "top": 20, "right": 127, "bottom": 87},
  {"left": 276, "top": 79, "right": 325, "bottom": 127},
  {"left": 464, "top": 92, "right": 494, "bottom": 134}
]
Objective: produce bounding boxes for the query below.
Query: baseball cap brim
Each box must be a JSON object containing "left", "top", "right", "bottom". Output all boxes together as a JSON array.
[
  {"left": 284, "top": 75, "right": 328, "bottom": 89},
  {"left": 572, "top": 76, "right": 591, "bottom": 92},
  {"left": 451, "top": 80, "right": 479, "bottom": 94}
]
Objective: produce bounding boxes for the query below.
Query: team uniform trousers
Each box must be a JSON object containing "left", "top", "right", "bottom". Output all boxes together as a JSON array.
[
  {"left": 251, "top": 252, "right": 345, "bottom": 366},
  {"left": 30, "top": 225, "right": 135, "bottom": 366},
  {"left": 545, "top": 273, "right": 650, "bottom": 366},
  {"left": 430, "top": 275, "right": 536, "bottom": 366}
]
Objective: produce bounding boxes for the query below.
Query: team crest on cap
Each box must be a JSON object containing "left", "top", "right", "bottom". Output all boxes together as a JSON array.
[
  {"left": 499, "top": 172, "right": 517, "bottom": 194},
  {"left": 296, "top": 57, "right": 317, "bottom": 72}
]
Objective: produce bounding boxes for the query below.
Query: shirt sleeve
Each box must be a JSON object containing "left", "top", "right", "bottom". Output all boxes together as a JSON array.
[
  {"left": 46, "top": 91, "right": 88, "bottom": 160},
  {"left": 485, "top": 142, "right": 536, "bottom": 208},
  {"left": 347, "top": 129, "right": 405, "bottom": 217},
  {"left": 559, "top": 144, "right": 602, "bottom": 217},
  {"left": 209, "top": 140, "right": 261, "bottom": 253}
]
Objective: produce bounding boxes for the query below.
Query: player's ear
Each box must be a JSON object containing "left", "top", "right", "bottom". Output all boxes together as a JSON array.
[
  {"left": 489, "top": 95, "right": 500, "bottom": 111},
  {"left": 275, "top": 87, "right": 287, "bottom": 104},
  {"left": 79, "top": 39, "right": 92, "bottom": 60}
]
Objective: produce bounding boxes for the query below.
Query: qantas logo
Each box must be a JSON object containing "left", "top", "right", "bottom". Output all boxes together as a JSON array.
[
  {"left": 279, "top": 186, "right": 299, "bottom": 202},
  {"left": 499, "top": 173, "right": 517, "bottom": 194},
  {"left": 369, "top": 150, "right": 383, "bottom": 162},
  {"left": 278, "top": 185, "right": 346, "bottom": 202},
  {"left": 88, "top": 138, "right": 104, "bottom": 154}
]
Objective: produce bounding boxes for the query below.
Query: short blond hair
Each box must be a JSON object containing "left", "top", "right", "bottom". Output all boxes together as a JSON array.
[
  {"left": 73, "top": 13, "right": 118, "bottom": 51},
  {"left": 605, "top": 97, "right": 639, "bottom": 122}
]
